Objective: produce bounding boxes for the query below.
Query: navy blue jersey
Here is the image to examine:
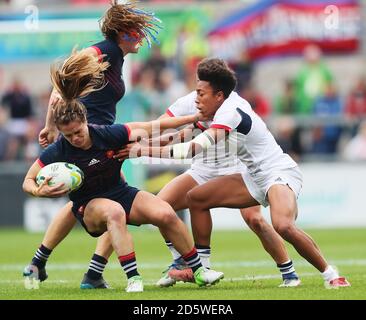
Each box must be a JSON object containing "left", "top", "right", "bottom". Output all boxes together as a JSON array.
[
  {"left": 79, "top": 39, "right": 126, "bottom": 125},
  {"left": 38, "top": 124, "right": 130, "bottom": 203}
]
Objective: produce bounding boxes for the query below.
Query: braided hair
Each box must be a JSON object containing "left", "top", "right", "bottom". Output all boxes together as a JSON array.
[{"left": 100, "top": 1, "right": 162, "bottom": 48}]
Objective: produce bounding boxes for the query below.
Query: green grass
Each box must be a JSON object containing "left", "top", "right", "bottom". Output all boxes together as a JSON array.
[{"left": 0, "top": 227, "right": 365, "bottom": 300}]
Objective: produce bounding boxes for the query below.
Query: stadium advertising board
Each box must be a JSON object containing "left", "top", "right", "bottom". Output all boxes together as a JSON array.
[{"left": 209, "top": 162, "right": 366, "bottom": 229}]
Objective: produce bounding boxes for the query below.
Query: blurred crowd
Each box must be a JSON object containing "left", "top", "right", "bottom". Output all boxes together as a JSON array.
[
  {"left": 1, "top": 43, "right": 366, "bottom": 163},
  {"left": 0, "top": 0, "right": 238, "bottom": 5}
]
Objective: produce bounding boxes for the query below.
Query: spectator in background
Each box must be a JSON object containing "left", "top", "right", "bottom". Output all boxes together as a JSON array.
[
  {"left": 35, "top": 88, "right": 53, "bottom": 126},
  {"left": 183, "top": 56, "right": 203, "bottom": 91},
  {"left": 345, "top": 76, "right": 366, "bottom": 115},
  {"left": 294, "top": 44, "right": 333, "bottom": 114},
  {"left": 157, "top": 68, "right": 189, "bottom": 112},
  {"left": 142, "top": 46, "right": 168, "bottom": 91},
  {"left": 0, "top": 106, "right": 11, "bottom": 161},
  {"left": 273, "top": 116, "right": 302, "bottom": 162},
  {"left": 240, "top": 84, "right": 271, "bottom": 119},
  {"left": 274, "top": 79, "right": 297, "bottom": 114},
  {"left": 24, "top": 118, "right": 41, "bottom": 162},
  {"left": 1, "top": 77, "right": 34, "bottom": 160},
  {"left": 122, "top": 68, "right": 158, "bottom": 121},
  {"left": 71, "top": 0, "right": 109, "bottom": 4},
  {"left": 230, "top": 51, "right": 254, "bottom": 92},
  {"left": 139, "top": 67, "right": 166, "bottom": 119},
  {"left": 311, "top": 83, "right": 343, "bottom": 154},
  {"left": 343, "top": 120, "right": 366, "bottom": 161},
  {"left": 345, "top": 76, "right": 366, "bottom": 129}
]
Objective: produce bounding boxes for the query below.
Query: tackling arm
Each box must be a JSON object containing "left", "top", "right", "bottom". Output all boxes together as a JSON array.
[
  {"left": 147, "top": 113, "right": 202, "bottom": 147},
  {"left": 148, "top": 124, "right": 199, "bottom": 147},
  {"left": 126, "top": 114, "right": 199, "bottom": 142},
  {"left": 139, "top": 127, "right": 227, "bottom": 159}
]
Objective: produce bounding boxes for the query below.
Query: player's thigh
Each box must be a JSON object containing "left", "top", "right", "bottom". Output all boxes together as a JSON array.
[
  {"left": 84, "top": 198, "right": 125, "bottom": 231},
  {"left": 53, "top": 201, "right": 75, "bottom": 223},
  {"left": 267, "top": 184, "right": 298, "bottom": 223},
  {"left": 188, "top": 173, "right": 259, "bottom": 209},
  {"left": 157, "top": 173, "right": 198, "bottom": 211},
  {"left": 129, "top": 191, "right": 176, "bottom": 226}
]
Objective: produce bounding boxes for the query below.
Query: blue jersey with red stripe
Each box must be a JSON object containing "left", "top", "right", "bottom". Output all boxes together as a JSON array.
[
  {"left": 79, "top": 39, "right": 126, "bottom": 125},
  {"left": 38, "top": 124, "right": 130, "bottom": 203}
]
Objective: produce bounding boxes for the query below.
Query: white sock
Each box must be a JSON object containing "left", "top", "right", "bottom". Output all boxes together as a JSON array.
[
  {"left": 196, "top": 246, "right": 211, "bottom": 269},
  {"left": 322, "top": 265, "right": 339, "bottom": 282},
  {"left": 198, "top": 254, "right": 210, "bottom": 269},
  {"left": 165, "top": 241, "right": 181, "bottom": 261}
]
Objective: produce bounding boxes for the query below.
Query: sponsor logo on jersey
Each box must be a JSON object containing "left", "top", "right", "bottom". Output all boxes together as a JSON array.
[{"left": 88, "top": 158, "right": 100, "bottom": 166}]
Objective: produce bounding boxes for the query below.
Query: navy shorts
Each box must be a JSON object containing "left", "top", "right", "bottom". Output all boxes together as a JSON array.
[{"left": 71, "top": 184, "right": 140, "bottom": 237}]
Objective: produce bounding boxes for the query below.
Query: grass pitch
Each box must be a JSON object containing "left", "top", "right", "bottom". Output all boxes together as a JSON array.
[{"left": 0, "top": 227, "right": 365, "bottom": 300}]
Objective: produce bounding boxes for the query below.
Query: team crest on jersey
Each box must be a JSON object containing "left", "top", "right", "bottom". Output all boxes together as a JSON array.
[{"left": 105, "top": 150, "right": 115, "bottom": 159}]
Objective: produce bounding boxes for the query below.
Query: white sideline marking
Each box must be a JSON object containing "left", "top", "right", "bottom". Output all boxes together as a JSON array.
[
  {"left": 2, "top": 259, "right": 366, "bottom": 271},
  {"left": 1, "top": 273, "right": 319, "bottom": 285},
  {"left": 0, "top": 280, "right": 68, "bottom": 284}
]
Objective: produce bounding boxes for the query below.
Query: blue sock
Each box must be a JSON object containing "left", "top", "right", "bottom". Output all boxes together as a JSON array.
[{"left": 277, "top": 260, "right": 298, "bottom": 280}]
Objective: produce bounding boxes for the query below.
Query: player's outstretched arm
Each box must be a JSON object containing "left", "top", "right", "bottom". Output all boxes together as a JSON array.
[
  {"left": 147, "top": 124, "right": 199, "bottom": 147},
  {"left": 126, "top": 127, "right": 226, "bottom": 159},
  {"left": 126, "top": 113, "right": 200, "bottom": 142},
  {"left": 148, "top": 113, "right": 201, "bottom": 147}
]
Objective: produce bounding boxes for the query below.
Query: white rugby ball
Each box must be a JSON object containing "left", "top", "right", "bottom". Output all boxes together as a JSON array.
[{"left": 36, "top": 162, "right": 84, "bottom": 193}]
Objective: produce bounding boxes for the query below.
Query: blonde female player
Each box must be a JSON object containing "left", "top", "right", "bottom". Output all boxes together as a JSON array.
[{"left": 24, "top": 1, "right": 165, "bottom": 289}]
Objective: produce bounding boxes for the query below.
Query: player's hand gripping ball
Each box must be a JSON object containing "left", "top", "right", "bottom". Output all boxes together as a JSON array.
[{"left": 36, "top": 162, "right": 84, "bottom": 193}]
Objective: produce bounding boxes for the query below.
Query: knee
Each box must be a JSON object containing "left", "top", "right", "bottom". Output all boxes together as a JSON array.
[
  {"left": 154, "top": 205, "right": 178, "bottom": 227},
  {"left": 106, "top": 205, "right": 126, "bottom": 225},
  {"left": 186, "top": 188, "right": 204, "bottom": 208},
  {"left": 273, "top": 221, "right": 295, "bottom": 239},
  {"left": 245, "top": 214, "right": 266, "bottom": 232}
]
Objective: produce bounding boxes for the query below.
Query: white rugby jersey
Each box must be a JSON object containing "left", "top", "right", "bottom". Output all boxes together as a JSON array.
[
  {"left": 167, "top": 91, "right": 241, "bottom": 170},
  {"left": 211, "top": 92, "right": 297, "bottom": 176}
]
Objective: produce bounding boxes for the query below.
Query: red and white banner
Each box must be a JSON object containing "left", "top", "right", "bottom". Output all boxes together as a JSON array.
[{"left": 208, "top": 0, "right": 361, "bottom": 60}]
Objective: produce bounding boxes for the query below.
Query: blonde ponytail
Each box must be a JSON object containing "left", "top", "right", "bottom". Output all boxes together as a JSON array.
[
  {"left": 50, "top": 48, "right": 109, "bottom": 102},
  {"left": 50, "top": 49, "right": 110, "bottom": 127}
]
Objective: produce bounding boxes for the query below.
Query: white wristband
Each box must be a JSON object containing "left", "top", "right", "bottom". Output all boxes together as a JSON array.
[
  {"left": 191, "top": 132, "right": 215, "bottom": 149},
  {"left": 171, "top": 142, "right": 192, "bottom": 159},
  {"left": 169, "top": 132, "right": 215, "bottom": 159}
]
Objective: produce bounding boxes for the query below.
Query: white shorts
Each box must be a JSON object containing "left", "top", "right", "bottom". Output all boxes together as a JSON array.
[
  {"left": 242, "top": 166, "right": 303, "bottom": 207},
  {"left": 185, "top": 162, "right": 248, "bottom": 185}
]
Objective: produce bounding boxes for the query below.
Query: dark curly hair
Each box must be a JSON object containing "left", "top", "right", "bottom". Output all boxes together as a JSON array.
[{"left": 197, "top": 58, "right": 237, "bottom": 98}]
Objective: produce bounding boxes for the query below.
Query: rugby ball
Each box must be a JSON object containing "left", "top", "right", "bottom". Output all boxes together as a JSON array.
[{"left": 36, "top": 162, "right": 84, "bottom": 193}]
